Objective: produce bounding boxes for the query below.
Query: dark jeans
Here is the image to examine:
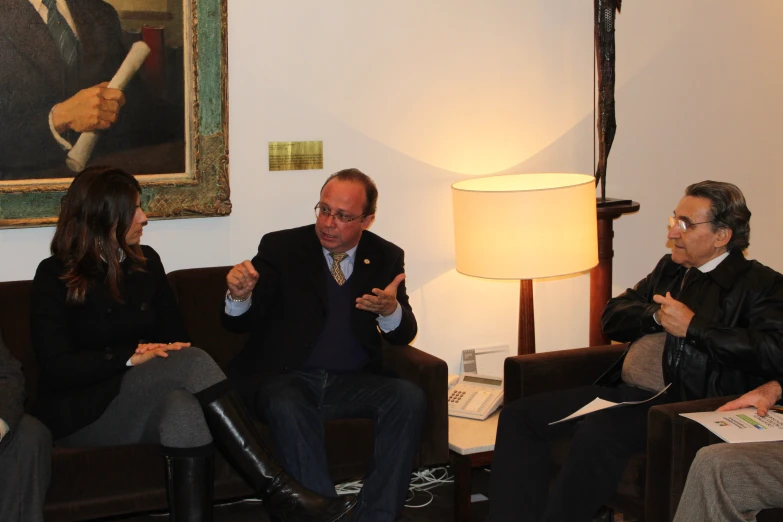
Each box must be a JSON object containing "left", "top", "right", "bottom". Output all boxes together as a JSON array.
[
  {"left": 251, "top": 370, "right": 426, "bottom": 522},
  {"left": 489, "top": 384, "right": 672, "bottom": 522}
]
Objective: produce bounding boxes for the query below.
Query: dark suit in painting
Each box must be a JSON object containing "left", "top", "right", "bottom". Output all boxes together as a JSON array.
[
  {"left": 223, "top": 225, "right": 424, "bottom": 522},
  {"left": 0, "top": 331, "right": 51, "bottom": 522}
]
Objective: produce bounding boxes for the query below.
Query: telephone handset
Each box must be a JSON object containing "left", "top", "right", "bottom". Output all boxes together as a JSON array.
[{"left": 448, "top": 373, "right": 504, "bottom": 420}]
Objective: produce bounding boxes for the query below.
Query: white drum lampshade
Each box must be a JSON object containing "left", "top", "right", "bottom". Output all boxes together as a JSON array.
[{"left": 451, "top": 173, "right": 599, "bottom": 353}]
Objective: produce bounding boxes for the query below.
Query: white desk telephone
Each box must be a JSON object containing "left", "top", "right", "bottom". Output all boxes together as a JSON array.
[{"left": 448, "top": 373, "right": 504, "bottom": 420}]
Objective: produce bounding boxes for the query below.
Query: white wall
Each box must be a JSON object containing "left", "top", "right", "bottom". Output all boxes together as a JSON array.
[{"left": 1, "top": 1, "right": 781, "bottom": 374}]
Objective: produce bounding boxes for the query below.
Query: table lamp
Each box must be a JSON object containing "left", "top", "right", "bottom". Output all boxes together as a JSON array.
[{"left": 452, "top": 173, "right": 598, "bottom": 355}]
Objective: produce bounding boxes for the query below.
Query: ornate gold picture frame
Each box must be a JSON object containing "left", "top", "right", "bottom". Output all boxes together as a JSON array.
[{"left": 0, "top": 0, "right": 230, "bottom": 228}]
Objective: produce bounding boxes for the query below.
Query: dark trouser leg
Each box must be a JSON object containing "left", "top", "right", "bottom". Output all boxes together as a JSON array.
[
  {"left": 0, "top": 415, "right": 51, "bottom": 522},
  {"left": 196, "top": 382, "right": 357, "bottom": 522},
  {"left": 322, "top": 372, "right": 426, "bottom": 522},
  {"left": 254, "top": 371, "right": 426, "bottom": 522},
  {"left": 489, "top": 385, "right": 607, "bottom": 522},
  {"left": 489, "top": 385, "right": 669, "bottom": 522},
  {"left": 254, "top": 371, "right": 336, "bottom": 497},
  {"left": 542, "top": 386, "right": 670, "bottom": 522}
]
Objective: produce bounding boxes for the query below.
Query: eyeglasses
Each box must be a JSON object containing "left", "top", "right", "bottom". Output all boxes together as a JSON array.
[
  {"left": 314, "top": 204, "right": 365, "bottom": 223},
  {"left": 668, "top": 216, "right": 712, "bottom": 232}
]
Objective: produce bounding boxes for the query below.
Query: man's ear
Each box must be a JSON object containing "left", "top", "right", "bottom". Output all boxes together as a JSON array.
[
  {"left": 362, "top": 214, "right": 375, "bottom": 230},
  {"left": 714, "top": 227, "right": 732, "bottom": 248}
]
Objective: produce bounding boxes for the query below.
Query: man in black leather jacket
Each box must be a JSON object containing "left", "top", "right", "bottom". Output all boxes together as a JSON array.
[{"left": 489, "top": 180, "right": 783, "bottom": 522}]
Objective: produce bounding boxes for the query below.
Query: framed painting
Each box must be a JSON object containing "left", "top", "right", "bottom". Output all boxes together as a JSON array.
[{"left": 0, "top": 0, "right": 230, "bottom": 228}]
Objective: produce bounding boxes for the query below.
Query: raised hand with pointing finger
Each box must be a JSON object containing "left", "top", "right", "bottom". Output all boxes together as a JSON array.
[{"left": 226, "top": 260, "right": 259, "bottom": 301}]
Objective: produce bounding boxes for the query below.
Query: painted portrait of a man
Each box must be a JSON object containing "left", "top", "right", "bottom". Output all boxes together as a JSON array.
[{"left": 0, "top": 0, "right": 185, "bottom": 180}]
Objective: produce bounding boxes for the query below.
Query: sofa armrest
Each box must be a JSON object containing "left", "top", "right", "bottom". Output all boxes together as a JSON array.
[
  {"left": 645, "top": 395, "right": 737, "bottom": 522},
  {"left": 504, "top": 344, "right": 628, "bottom": 404},
  {"left": 382, "top": 341, "right": 449, "bottom": 467}
]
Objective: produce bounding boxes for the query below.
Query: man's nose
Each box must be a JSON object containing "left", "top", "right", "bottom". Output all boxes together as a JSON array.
[{"left": 667, "top": 225, "right": 680, "bottom": 240}]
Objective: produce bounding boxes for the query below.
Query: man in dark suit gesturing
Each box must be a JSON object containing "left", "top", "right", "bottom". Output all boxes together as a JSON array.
[
  {"left": 0, "top": 331, "right": 52, "bottom": 522},
  {"left": 223, "top": 168, "right": 425, "bottom": 522}
]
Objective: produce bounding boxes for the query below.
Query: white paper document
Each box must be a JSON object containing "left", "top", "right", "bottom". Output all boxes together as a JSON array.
[
  {"left": 680, "top": 408, "right": 783, "bottom": 443},
  {"left": 549, "top": 384, "right": 671, "bottom": 425}
]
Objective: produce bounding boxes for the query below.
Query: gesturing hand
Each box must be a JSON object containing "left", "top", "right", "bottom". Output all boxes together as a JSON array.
[
  {"left": 356, "top": 273, "right": 405, "bottom": 317},
  {"left": 130, "top": 342, "right": 189, "bottom": 366},
  {"left": 652, "top": 292, "right": 695, "bottom": 338},
  {"left": 717, "top": 381, "right": 783, "bottom": 417},
  {"left": 226, "top": 260, "right": 259, "bottom": 301}
]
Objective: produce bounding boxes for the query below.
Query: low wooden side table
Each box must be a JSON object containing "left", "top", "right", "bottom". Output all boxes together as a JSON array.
[{"left": 449, "top": 410, "right": 501, "bottom": 522}]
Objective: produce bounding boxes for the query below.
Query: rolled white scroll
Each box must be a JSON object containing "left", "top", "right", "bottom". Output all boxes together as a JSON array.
[{"left": 66, "top": 41, "right": 152, "bottom": 172}]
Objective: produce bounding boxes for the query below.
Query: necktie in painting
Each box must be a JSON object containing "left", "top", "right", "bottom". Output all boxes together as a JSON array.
[{"left": 42, "top": 0, "right": 80, "bottom": 69}]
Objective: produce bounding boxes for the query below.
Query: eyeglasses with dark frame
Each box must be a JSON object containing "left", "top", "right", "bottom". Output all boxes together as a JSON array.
[
  {"left": 314, "top": 204, "right": 366, "bottom": 224},
  {"left": 668, "top": 216, "right": 712, "bottom": 232}
]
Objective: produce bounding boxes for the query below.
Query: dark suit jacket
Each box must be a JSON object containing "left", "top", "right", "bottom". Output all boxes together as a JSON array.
[
  {"left": 223, "top": 225, "right": 417, "bottom": 382},
  {"left": 0, "top": 331, "right": 25, "bottom": 454},
  {"left": 30, "top": 245, "right": 188, "bottom": 439}
]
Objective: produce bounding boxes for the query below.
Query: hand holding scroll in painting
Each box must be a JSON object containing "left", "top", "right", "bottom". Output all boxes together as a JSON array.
[{"left": 66, "top": 42, "right": 151, "bottom": 172}]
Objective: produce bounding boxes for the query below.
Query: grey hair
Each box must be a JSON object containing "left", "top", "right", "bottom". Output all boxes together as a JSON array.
[{"left": 685, "top": 180, "right": 750, "bottom": 251}]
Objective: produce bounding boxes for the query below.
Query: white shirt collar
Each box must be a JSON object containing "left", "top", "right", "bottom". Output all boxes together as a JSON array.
[
  {"left": 696, "top": 251, "right": 730, "bottom": 273},
  {"left": 28, "top": 0, "right": 80, "bottom": 38},
  {"left": 322, "top": 244, "right": 358, "bottom": 262}
]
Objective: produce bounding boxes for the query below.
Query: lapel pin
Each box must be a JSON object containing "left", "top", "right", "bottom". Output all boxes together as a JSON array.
[{"left": 364, "top": 259, "right": 370, "bottom": 264}]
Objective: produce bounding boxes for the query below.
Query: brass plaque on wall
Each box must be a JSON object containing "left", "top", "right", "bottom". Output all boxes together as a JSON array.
[{"left": 268, "top": 141, "right": 323, "bottom": 171}]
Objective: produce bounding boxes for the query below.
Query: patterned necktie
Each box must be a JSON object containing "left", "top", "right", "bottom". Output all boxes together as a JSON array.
[
  {"left": 42, "top": 0, "right": 80, "bottom": 69},
  {"left": 329, "top": 252, "right": 348, "bottom": 286}
]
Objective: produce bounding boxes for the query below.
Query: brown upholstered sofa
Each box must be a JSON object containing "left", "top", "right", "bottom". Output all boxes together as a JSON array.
[
  {"left": 0, "top": 265, "right": 449, "bottom": 522},
  {"left": 504, "top": 345, "right": 783, "bottom": 522}
]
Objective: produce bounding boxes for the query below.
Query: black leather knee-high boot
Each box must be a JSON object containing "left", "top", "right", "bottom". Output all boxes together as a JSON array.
[
  {"left": 163, "top": 446, "right": 215, "bottom": 522},
  {"left": 197, "top": 385, "right": 356, "bottom": 522}
]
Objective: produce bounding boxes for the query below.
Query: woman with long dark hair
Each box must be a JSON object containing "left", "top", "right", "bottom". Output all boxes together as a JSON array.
[{"left": 30, "top": 166, "right": 356, "bottom": 522}]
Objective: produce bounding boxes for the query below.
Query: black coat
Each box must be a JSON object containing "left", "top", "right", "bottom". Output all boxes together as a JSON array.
[
  {"left": 0, "top": 331, "right": 25, "bottom": 453},
  {"left": 30, "top": 246, "right": 188, "bottom": 438},
  {"left": 601, "top": 250, "right": 783, "bottom": 401},
  {"left": 223, "top": 225, "right": 417, "bottom": 381}
]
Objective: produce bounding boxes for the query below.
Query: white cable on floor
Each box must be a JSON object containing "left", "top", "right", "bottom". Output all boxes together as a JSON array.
[
  {"left": 333, "top": 466, "right": 454, "bottom": 509},
  {"left": 153, "top": 465, "right": 456, "bottom": 514}
]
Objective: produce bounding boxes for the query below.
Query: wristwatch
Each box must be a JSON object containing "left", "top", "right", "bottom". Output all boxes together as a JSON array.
[{"left": 225, "top": 289, "right": 251, "bottom": 303}]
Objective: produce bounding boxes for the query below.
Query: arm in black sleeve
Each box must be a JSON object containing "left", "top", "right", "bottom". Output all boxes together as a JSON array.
[
  {"left": 381, "top": 249, "right": 417, "bottom": 346},
  {"left": 144, "top": 247, "right": 189, "bottom": 343},
  {"left": 30, "top": 259, "right": 135, "bottom": 391},
  {"left": 601, "top": 258, "right": 667, "bottom": 342}
]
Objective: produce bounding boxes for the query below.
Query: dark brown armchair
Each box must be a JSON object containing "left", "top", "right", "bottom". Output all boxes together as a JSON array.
[{"left": 504, "top": 344, "right": 783, "bottom": 522}]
